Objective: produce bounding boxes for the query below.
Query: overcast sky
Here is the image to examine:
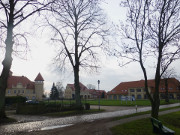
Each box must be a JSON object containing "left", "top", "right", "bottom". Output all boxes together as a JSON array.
[{"left": 2, "top": 0, "right": 180, "bottom": 94}]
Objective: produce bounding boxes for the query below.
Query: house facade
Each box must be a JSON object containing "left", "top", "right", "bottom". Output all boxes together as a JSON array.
[
  {"left": 64, "top": 82, "right": 91, "bottom": 99},
  {"left": 107, "top": 78, "right": 180, "bottom": 100},
  {"left": 64, "top": 82, "right": 106, "bottom": 99},
  {"left": 6, "top": 72, "right": 44, "bottom": 101}
]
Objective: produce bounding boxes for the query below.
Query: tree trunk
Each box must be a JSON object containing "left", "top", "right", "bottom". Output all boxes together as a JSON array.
[
  {"left": 0, "top": 0, "right": 14, "bottom": 120},
  {"left": 74, "top": 66, "right": 81, "bottom": 108},
  {"left": 152, "top": 76, "right": 160, "bottom": 119},
  {"left": 165, "top": 78, "right": 169, "bottom": 103},
  {"left": 151, "top": 99, "right": 160, "bottom": 119},
  {"left": 0, "top": 81, "right": 6, "bottom": 119},
  {"left": 151, "top": 76, "right": 160, "bottom": 119},
  {"left": 0, "top": 38, "right": 13, "bottom": 119}
]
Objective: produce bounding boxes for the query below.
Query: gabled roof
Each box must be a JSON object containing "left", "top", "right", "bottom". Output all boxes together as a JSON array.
[
  {"left": 67, "top": 82, "right": 88, "bottom": 91},
  {"left": 7, "top": 76, "right": 35, "bottom": 89},
  {"left": 34, "top": 73, "right": 44, "bottom": 81},
  {"left": 89, "top": 89, "right": 106, "bottom": 94}
]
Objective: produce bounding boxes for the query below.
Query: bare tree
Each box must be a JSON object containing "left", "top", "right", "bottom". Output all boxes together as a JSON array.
[
  {"left": 47, "top": 0, "right": 109, "bottom": 108},
  {"left": 56, "top": 82, "right": 64, "bottom": 99},
  {"left": 0, "top": 0, "right": 51, "bottom": 120},
  {"left": 119, "top": 0, "right": 180, "bottom": 118},
  {"left": 161, "top": 68, "right": 177, "bottom": 103},
  {"left": 87, "top": 84, "right": 96, "bottom": 89}
]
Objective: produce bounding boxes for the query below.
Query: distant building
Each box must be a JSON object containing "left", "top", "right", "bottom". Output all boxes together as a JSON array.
[
  {"left": 107, "top": 78, "right": 180, "bottom": 100},
  {"left": 6, "top": 71, "right": 44, "bottom": 101},
  {"left": 64, "top": 82, "right": 106, "bottom": 99},
  {"left": 88, "top": 89, "right": 107, "bottom": 99},
  {"left": 64, "top": 82, "right": 91, "bottom": 99}
]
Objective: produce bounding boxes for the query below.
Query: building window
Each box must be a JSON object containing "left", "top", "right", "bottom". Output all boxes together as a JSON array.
[
  {"left": 22, "top": 90, "right": 24, "bottom": 93},
  {"left": 8, "top": 90, "right": 11, "bottom": 94},
  {"left": 114, "top": 95, "right": 117, "bottom": 100},
  {"left": 137, "top": 94, "right": 142, "bottom": 99},
  {"left": 33, "top": 89, "right": 35, "bottom": 94},
  {"left": 18, "top": 90, "right": 20, "bottom": 94},
  {"left": 14, "top": 90, "right": 16, "bottom": 94},
  {"left": 169, "top": 88, "right": 173, "bottom": 90},
  {"left": 118, "top": 95, "right": 121, "bottom": 100},
  {"left": 130, "top": 89, "right": 135, "bottom": 92},
  {"left": 169, "top": 94, "right": 174, "bottom": 99},
  {"left": 137, "top": 89, "right": 141, "bottom": 92}
]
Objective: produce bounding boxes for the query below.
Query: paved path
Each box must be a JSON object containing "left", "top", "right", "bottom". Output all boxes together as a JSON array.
[
  {"left": 90, "top": 105, "right": 146, "bottom": 112},
  {"left": 0, "top": 103, "right": 179, "bottom": 135}
]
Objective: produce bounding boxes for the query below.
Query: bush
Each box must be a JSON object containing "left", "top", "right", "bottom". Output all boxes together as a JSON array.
[
  {"left": 5, "top": 96, "right": 26, "bottom": 105},
  {"left": 16, "top": 103, "right": 46, "bottom": 114},
  {"left": 16, "top": 103, "right": 84, "bottom": 114}
]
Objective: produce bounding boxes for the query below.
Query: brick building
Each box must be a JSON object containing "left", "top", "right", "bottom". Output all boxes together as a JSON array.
[
  {"left": 6, "top": 72, "right": 44, "bottom": 101},
  {"left": 107, "top": 78, "right": 180, "bottom": 100}
]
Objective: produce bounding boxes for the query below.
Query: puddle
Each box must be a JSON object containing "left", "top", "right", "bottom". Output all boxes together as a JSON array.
[{"left": 40, "top": 124, "right": 73, "bottom": 131}]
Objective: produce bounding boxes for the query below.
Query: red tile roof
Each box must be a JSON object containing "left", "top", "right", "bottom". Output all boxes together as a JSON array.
[
  {"left": 34, "top": 73, "right": 44, "bottom": 81},
  {"left": 67, "top": 82, "right": 88, "bottom": 91},
  {"left": 107, "top": 78, "right": 180, "bottom": 95},
  {"left": 7, "top": 76, "right": 35, "bottom": 89}
]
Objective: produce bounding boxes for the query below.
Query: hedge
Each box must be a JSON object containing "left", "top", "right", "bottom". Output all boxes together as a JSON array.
[{"left": 5, "top": 96, "right": 27, "bottom": 105}]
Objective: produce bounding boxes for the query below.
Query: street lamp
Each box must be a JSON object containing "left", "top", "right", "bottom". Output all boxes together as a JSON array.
[{"left": 98, "top": 80, "right": 100, "bottom": 110}]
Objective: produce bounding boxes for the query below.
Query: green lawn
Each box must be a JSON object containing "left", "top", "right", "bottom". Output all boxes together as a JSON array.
[
  {"left": 110, "top": 111, "right": 180, "bottom": 135},
  {"left": 84, "top": 99, "right": 180, "bottom": 106},
  {"left": 43, "top": 109, "right": 105, "bottom": 117},
  {"left": 44, "top": 99, "right": 180, "bottom": 106},
  {"left": 113, "top": 106, "right": 180, "bottom": 121}
]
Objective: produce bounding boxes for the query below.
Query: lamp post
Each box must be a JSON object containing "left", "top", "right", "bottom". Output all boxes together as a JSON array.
[{"left": 98, "top": 80, "right": 100, "bottom": 110}]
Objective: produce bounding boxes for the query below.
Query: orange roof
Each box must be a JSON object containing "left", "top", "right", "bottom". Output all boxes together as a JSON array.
[
  {"left": 34, "top": 73, "right": 44, "bottom": 81},
  {"left": 8, "top": 76, "right": 35, "bottom": 89},
  {"left": 108, "top": 78, "right": 180, "bottom": 95}
]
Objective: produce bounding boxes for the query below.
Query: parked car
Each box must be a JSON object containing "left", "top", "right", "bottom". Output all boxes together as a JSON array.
[{"left": 26, "top": 100, "right": 39, "bottom": 104}]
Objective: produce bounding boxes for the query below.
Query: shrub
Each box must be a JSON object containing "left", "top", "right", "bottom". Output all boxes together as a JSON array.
[
  {"left": 16, "top": 103, "right": 85, "bottom": 115},
  {"left": 16, "top": 103, "right": 46, "bottom": 114},
  {"left": 5, "top": 96, "right": 26, "bottom": 105}
]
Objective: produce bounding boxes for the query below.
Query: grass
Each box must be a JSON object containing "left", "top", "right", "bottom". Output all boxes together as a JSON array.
[
  {"left": 43, "top": 109, "right": 105, "bottom": 117},
  {"left": 84, "top": 99, "right": 180, "bottom": 106},
  {"left": 113, "top": 106, "right": 180, "bottom": 121},
  {"left": 44, "top": 99, "right": 180, "bottom": 106},
  {"left": 110, "top": 110, "right": 180, "bottom": 135}
]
